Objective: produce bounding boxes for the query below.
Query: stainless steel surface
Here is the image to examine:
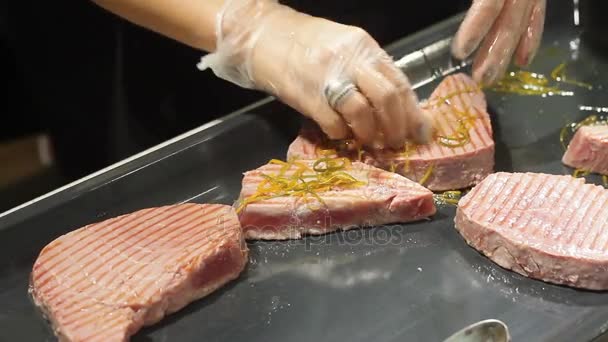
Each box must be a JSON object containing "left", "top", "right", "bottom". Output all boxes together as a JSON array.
[
  {"left": 443, "top": 320, "right": 510, "bottom": 342},
  {"left": 2, "top": 1, "right": 608, "bottom": 341},
  {"left": 395, "top": 37, "right": 467, "bottom": 89}
]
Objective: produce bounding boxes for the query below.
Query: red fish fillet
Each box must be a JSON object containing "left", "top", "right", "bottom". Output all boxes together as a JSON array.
[
  {"left": 238, "top": 160, "right": 436, "bottom": 240},
  {"left": 29, "top": 203, "right": 248, "bottom": 342},
  {"left": 287, "top": 73, "right": 495, "bottom": 191},
  {"left": 455, "top": 172, "right": 608, "bottom": 290},
  {"left": 562, "top": 125, "right": 608, "bottom": 175}
]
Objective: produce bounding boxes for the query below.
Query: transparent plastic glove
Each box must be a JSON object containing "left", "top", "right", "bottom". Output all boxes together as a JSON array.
[
  {"left": 452, "top": 0, "right": 546, "bottom": 85},
  {"left": 198, "top": 0, "right": 431, "bottom": 148}
]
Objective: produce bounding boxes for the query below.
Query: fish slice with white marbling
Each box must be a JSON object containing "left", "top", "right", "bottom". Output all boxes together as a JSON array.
[
  {"left": 237, "top": 160, "right": 436, "bottom": 240},
  {"left": 562, "top": 125, "right": 608, "bottom": 175},
  {"left": 455, "top": 172, "right": 608, "bottom": 290},
  {"left": 30, "top": 203, "right": 248, "bottom": 342}
]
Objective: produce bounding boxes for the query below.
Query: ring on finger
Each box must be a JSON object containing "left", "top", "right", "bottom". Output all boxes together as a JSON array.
[{"left": 324, "top": 79, "right": 358, "bottom": 110}]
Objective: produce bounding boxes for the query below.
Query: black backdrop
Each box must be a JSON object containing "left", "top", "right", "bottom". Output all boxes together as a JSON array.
[{"left": 2, "top": 1, "right": 466, "bottom": 179}]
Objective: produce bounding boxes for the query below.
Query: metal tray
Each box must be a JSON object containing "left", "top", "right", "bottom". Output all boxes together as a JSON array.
[{"left": 2, "top": 2, "right": 608, "bottom": 341}]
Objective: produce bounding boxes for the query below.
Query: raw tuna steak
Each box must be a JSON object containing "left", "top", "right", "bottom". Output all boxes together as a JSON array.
[
  {"left": 455, "top": 172, "right": 608, "bottom": 290},
  {"left": 237, "top": 159, "right": 436, "bottom": 240},
  {"left": 562, "top": 125, "right": 608, "bottom": 175},
  {"left": 30, "top": 203, "right": 248, "bottom": 342},
  {"left": 287, "top": 73, "right": 495, "bottom": 191}
]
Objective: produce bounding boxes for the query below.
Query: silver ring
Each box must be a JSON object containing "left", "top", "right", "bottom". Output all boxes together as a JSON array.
[{"left": 324, "top": 79, "right": 357, "bottom": 109}]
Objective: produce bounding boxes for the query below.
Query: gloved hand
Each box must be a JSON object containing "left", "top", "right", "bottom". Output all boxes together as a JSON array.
[
  {"left": 452, "top": 0, "right": 547, "bottom": 85},
  {"left": 198, "top": 0, "right": 431, "bottom": 148}
]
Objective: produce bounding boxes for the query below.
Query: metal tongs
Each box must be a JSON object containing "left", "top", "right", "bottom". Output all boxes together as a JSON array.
[{"left": 442, "top": 319, "right": 510, "bottom": 342}]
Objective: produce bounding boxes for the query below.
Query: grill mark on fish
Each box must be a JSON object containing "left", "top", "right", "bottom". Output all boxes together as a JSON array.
[
  {"left": 67, "top": 209, "right": 229, "bottom": 305},
  {"left": 540, "top": 177, "right": 578, "bottom": 240},
  {"left": 447, "top": 75, "right": 473, "bottom": 155},
  {"left": 572, "top": 187, "right": 605, "bottom": 248},
  {"left": 556, "top": 180, "right": 594, "bottom": 244},
  {"left": 455, "top": 172, "right": 608, "bottom": 289},
  {"left": 436, "top": 104, "right": 467, "bottom": 155},
  {"left": 39, "top": 205, "right": 209, "bottom": 292},
  {"left": 494, "top": 173, "right": 533, "bottom": 226},
  {"left": 37, "top": 205, "right": 192, "bottom": 283},
  {"left": 470, "top": 110, "right": 488, "bottom": 150},
  {"left": 511, "top": 174, "right": 553, "bottom": 232},
  {"left": 41, "top": 209, "right": 229, "bottom": 319},
  {"left": 473, "top": 175, "right": 510, "bottom": 222},
  {"left": 485, "top": 173, "right": 523, "bottom": 224},
  {"left": 30, "top": 203, "right": 247, "bottom": 341},
  {"left": 513, "top": 175, "right": 556, "bottom": 234},
  {"left": 581, "top": 192, "right": 608, "bottom": 250},
  {"left": 588, "top": 198, "right": 608, "bottom": 250},
  {"left": 64, "top": 304, "right": 131, "bottom": 336},
  {"left": 540, "top": 176, "right": 572, "bottom": 238},
  {"left": 590, "top": 197, "right": 608, "bottom": 250},
  {"left": 522, "top": 175, "right": 568, "bottom": 238},
  {"left": 36, "top": 208, "right": 165, "bottom": 277},
  {"left": 74, "top": 307, "right": 133, "bottom": 341},
  {"left": 87, "top": 215, "right": 231, "bottom": 306},
  {"left": 495, "top": 173, "right": 537, "bottom": 227},
  {"left": 59, "top": 207, "right": 212, "bottom": 285},
  {"left": 464, "top": 173, "right": 499, "bottom": 214}
]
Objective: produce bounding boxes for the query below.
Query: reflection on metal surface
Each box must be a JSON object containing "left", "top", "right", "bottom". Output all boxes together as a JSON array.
[
  {"left": 580, "top": 105, "right": 608, "bottom": 113},
  {"left": 395, "top": 50, "right": 425, "bottom": 69},
  {"left": 178, "top": 186, "right": 219, "bottom": 204},
  {"left": 395, "top": 37, "right": 470, "bottom": 89},
  {"left": 249, "top": 249, "right": 395, "bottom": 289},
  {"left": 292, "top": 262, "right": 392, "bottom": 288},
  {"left": 573, "top": 0, "right": 580, "bottom": 26},
  {"left": 266, "top": 295, "right": 290, "bottom": 325},
  {"left": 0, "top": 97, "right": 275, "bottom": 220},
  {"left": 443, "top": 319, "right": 510, "bottom": 342},
  {"left": 569, "top": 37, "right": 581, "bottom": 60}
]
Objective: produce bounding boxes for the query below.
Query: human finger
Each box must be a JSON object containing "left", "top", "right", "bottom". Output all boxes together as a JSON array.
[
  {"left": 330, "top": 85, "right": 378, "bottom": 146},
  {"left": 452, "top": 0, "right": 506, "bottom": 60},
  {"left": 375, "top": 58, "right": 431, "bottom": 144},
  {"left": 514, "top": 0, "right": 546, "bottom": 67},
  {"left": 355, "top": 63, "right": 408, "bottom": 149},
  {"left": 472, "top": 0, "right": 535, "bottom": 85}
]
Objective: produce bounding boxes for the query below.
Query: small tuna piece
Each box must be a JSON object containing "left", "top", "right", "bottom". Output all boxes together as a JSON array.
[{"left": 562, "top": 125, "right": 608, "bottom": 175}]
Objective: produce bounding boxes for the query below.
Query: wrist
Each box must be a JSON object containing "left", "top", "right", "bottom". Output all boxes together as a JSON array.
[
  {"left": 197, "top": 0, "right": 286, "bottom": 87},
  {"left": 199, "top": 0, "right": 307, "bottom": 89}
]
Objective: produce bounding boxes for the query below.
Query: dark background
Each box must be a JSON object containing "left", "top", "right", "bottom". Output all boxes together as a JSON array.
[{"left": 0, "top": 1, "right": 467, "bottom": 209}]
